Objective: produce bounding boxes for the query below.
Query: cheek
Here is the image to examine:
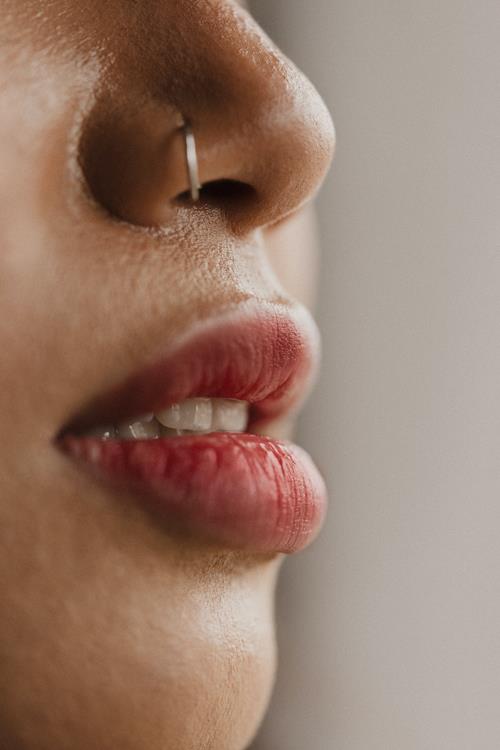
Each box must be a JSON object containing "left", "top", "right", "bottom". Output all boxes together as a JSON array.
[{"left": 0, "top": 462, "right": 279, "bottom": 750}]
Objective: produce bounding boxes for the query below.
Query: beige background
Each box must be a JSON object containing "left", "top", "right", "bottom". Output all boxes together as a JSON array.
[{"left": 251, "top": 1, "right": 500, "bottom": 748}]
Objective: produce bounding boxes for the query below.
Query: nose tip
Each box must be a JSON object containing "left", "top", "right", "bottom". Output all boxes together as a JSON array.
[
  {"left": 79, "top": 3, "right": 335, "bottom": 232},
  {"left": 190, "top": 69, "right": 335, "bottom": 231}
]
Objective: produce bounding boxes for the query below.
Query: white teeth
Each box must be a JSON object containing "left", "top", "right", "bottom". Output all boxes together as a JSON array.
[
  {"left": 157, "top": 403, "right": 181, "bottom": 429},
  {"left": 156, "top": 398, "right": 213, "bottom": 432},
  {"left": 155, "top": 398, "right": 249, "bottom": 433},
  {"left": 84, "top": 398, "right": 249, "bottom": 440},
  {"left": 212, "top": 399, "right": 249, "bottom": 432},
  {"left": 116, "top": 420, "right": 160, "bottom": 440}
]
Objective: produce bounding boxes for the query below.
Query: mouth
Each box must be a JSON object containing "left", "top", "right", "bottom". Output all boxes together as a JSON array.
[{"left": 58, "top": 302, "right": 327, "bottom": 554}]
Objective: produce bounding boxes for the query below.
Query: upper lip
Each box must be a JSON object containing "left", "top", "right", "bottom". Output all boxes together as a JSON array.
[{"left": 61, "top": 300, "right": 320, "bottom": 436}]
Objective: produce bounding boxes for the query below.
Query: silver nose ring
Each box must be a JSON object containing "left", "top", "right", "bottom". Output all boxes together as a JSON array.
[{"left": 182, "top": 121, "right": 201, "bottom": 202}]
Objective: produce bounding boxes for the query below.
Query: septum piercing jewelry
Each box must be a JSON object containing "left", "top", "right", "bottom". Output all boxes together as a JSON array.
[{"left": 183, "top": 120, "right": 201, "bottom": 202}]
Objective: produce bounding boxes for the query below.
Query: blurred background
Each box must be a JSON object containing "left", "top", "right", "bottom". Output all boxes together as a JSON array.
[{"left": 251, "top": 1, "right": 500, "bottom": 748}]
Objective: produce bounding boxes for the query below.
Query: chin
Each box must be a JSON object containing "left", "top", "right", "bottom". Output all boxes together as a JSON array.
[
  {"left": 1, "top": 601, "right": 277, "bottom": 749},
  {"left": 2, "top": 623, "right": 276, "bottom": 750},
  {"left": 0, "top": 472, "right": 280, "bottom": 750}
]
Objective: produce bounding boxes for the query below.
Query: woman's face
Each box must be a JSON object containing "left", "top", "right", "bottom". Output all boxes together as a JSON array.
[{"left": 0, "top": 1, "right": 334, "bottom": 748}]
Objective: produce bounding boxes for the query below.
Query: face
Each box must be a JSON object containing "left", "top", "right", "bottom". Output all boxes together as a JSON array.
[{"left": 0, "top": 1, "right": 334, "bottom": 748}]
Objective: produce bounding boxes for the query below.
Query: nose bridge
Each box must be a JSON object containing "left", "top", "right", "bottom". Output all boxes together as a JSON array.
[{"left": 175, "top": 2, "right": 287, "bottom": 110}]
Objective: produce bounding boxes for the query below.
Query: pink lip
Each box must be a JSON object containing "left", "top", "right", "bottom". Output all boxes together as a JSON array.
[{"left": 60, "top": 304, "right": 328, "bottom": 554}]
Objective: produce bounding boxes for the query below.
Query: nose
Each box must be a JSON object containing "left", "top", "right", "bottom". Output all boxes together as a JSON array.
[{"left": 80, "top": 2, "right": 335, "bottom": 233}]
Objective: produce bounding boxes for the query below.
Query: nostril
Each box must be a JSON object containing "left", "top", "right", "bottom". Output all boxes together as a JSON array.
[
  {"left": 201, "top": 179, "right": 256, "bottom": 206},
  {"left": 174, "top": 179, "right": 257, "bottom": 214}
]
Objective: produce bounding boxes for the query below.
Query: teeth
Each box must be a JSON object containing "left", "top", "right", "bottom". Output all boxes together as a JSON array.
[
  {"left": 116, "top": 419, "right": 160, "bottom": 440},
  {"left": 156, "top": 398, "right": 249, "bottom": 433},
  {"left": 156, "top": 397, "right": 213, "bottom": 432},
  {"left": 84, "top": 398, "right": 249, "bottom": 440},
  {"left": 159, "top": 426, "right": 192, "bottom": 437},
  {"left": 212, "top": 399, "right": 248, "bottom": 432}
]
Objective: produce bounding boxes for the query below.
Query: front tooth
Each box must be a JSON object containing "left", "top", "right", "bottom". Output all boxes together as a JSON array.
[
  {"left": 117, "top": 419, "right": 160, "bottom": 440},
  {"left": 156, "top": 398, "right": 212, "bottom": 431},
  {"left": 212, "top": 399, "right": 249, "bottom": 432},
  {"left": 156, "top": 403, "right": 182, "bottom": 429}
]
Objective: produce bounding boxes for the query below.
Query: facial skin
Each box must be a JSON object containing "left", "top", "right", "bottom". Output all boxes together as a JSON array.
[{"left": 0, "top": 1, "right": 334, "bottom": 748}]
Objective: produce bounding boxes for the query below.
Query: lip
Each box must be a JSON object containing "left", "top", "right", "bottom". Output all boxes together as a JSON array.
[{"left": 59, "top": 302, "right": 328, "bottom": 554}]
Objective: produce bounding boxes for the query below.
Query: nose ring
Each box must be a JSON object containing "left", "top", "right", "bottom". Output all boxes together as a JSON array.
[{"left": 182, "top": 120, "right": 201, "bottom": 202}]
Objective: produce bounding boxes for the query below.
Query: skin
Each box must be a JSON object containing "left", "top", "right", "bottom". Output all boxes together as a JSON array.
[{"left": 0, "top": 1, "right": 334, "bottom": 748}]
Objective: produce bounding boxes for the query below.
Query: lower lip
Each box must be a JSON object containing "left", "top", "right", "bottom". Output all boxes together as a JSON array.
[{"left": 62, "top": 433, "right": 327, "bottom": 554}]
